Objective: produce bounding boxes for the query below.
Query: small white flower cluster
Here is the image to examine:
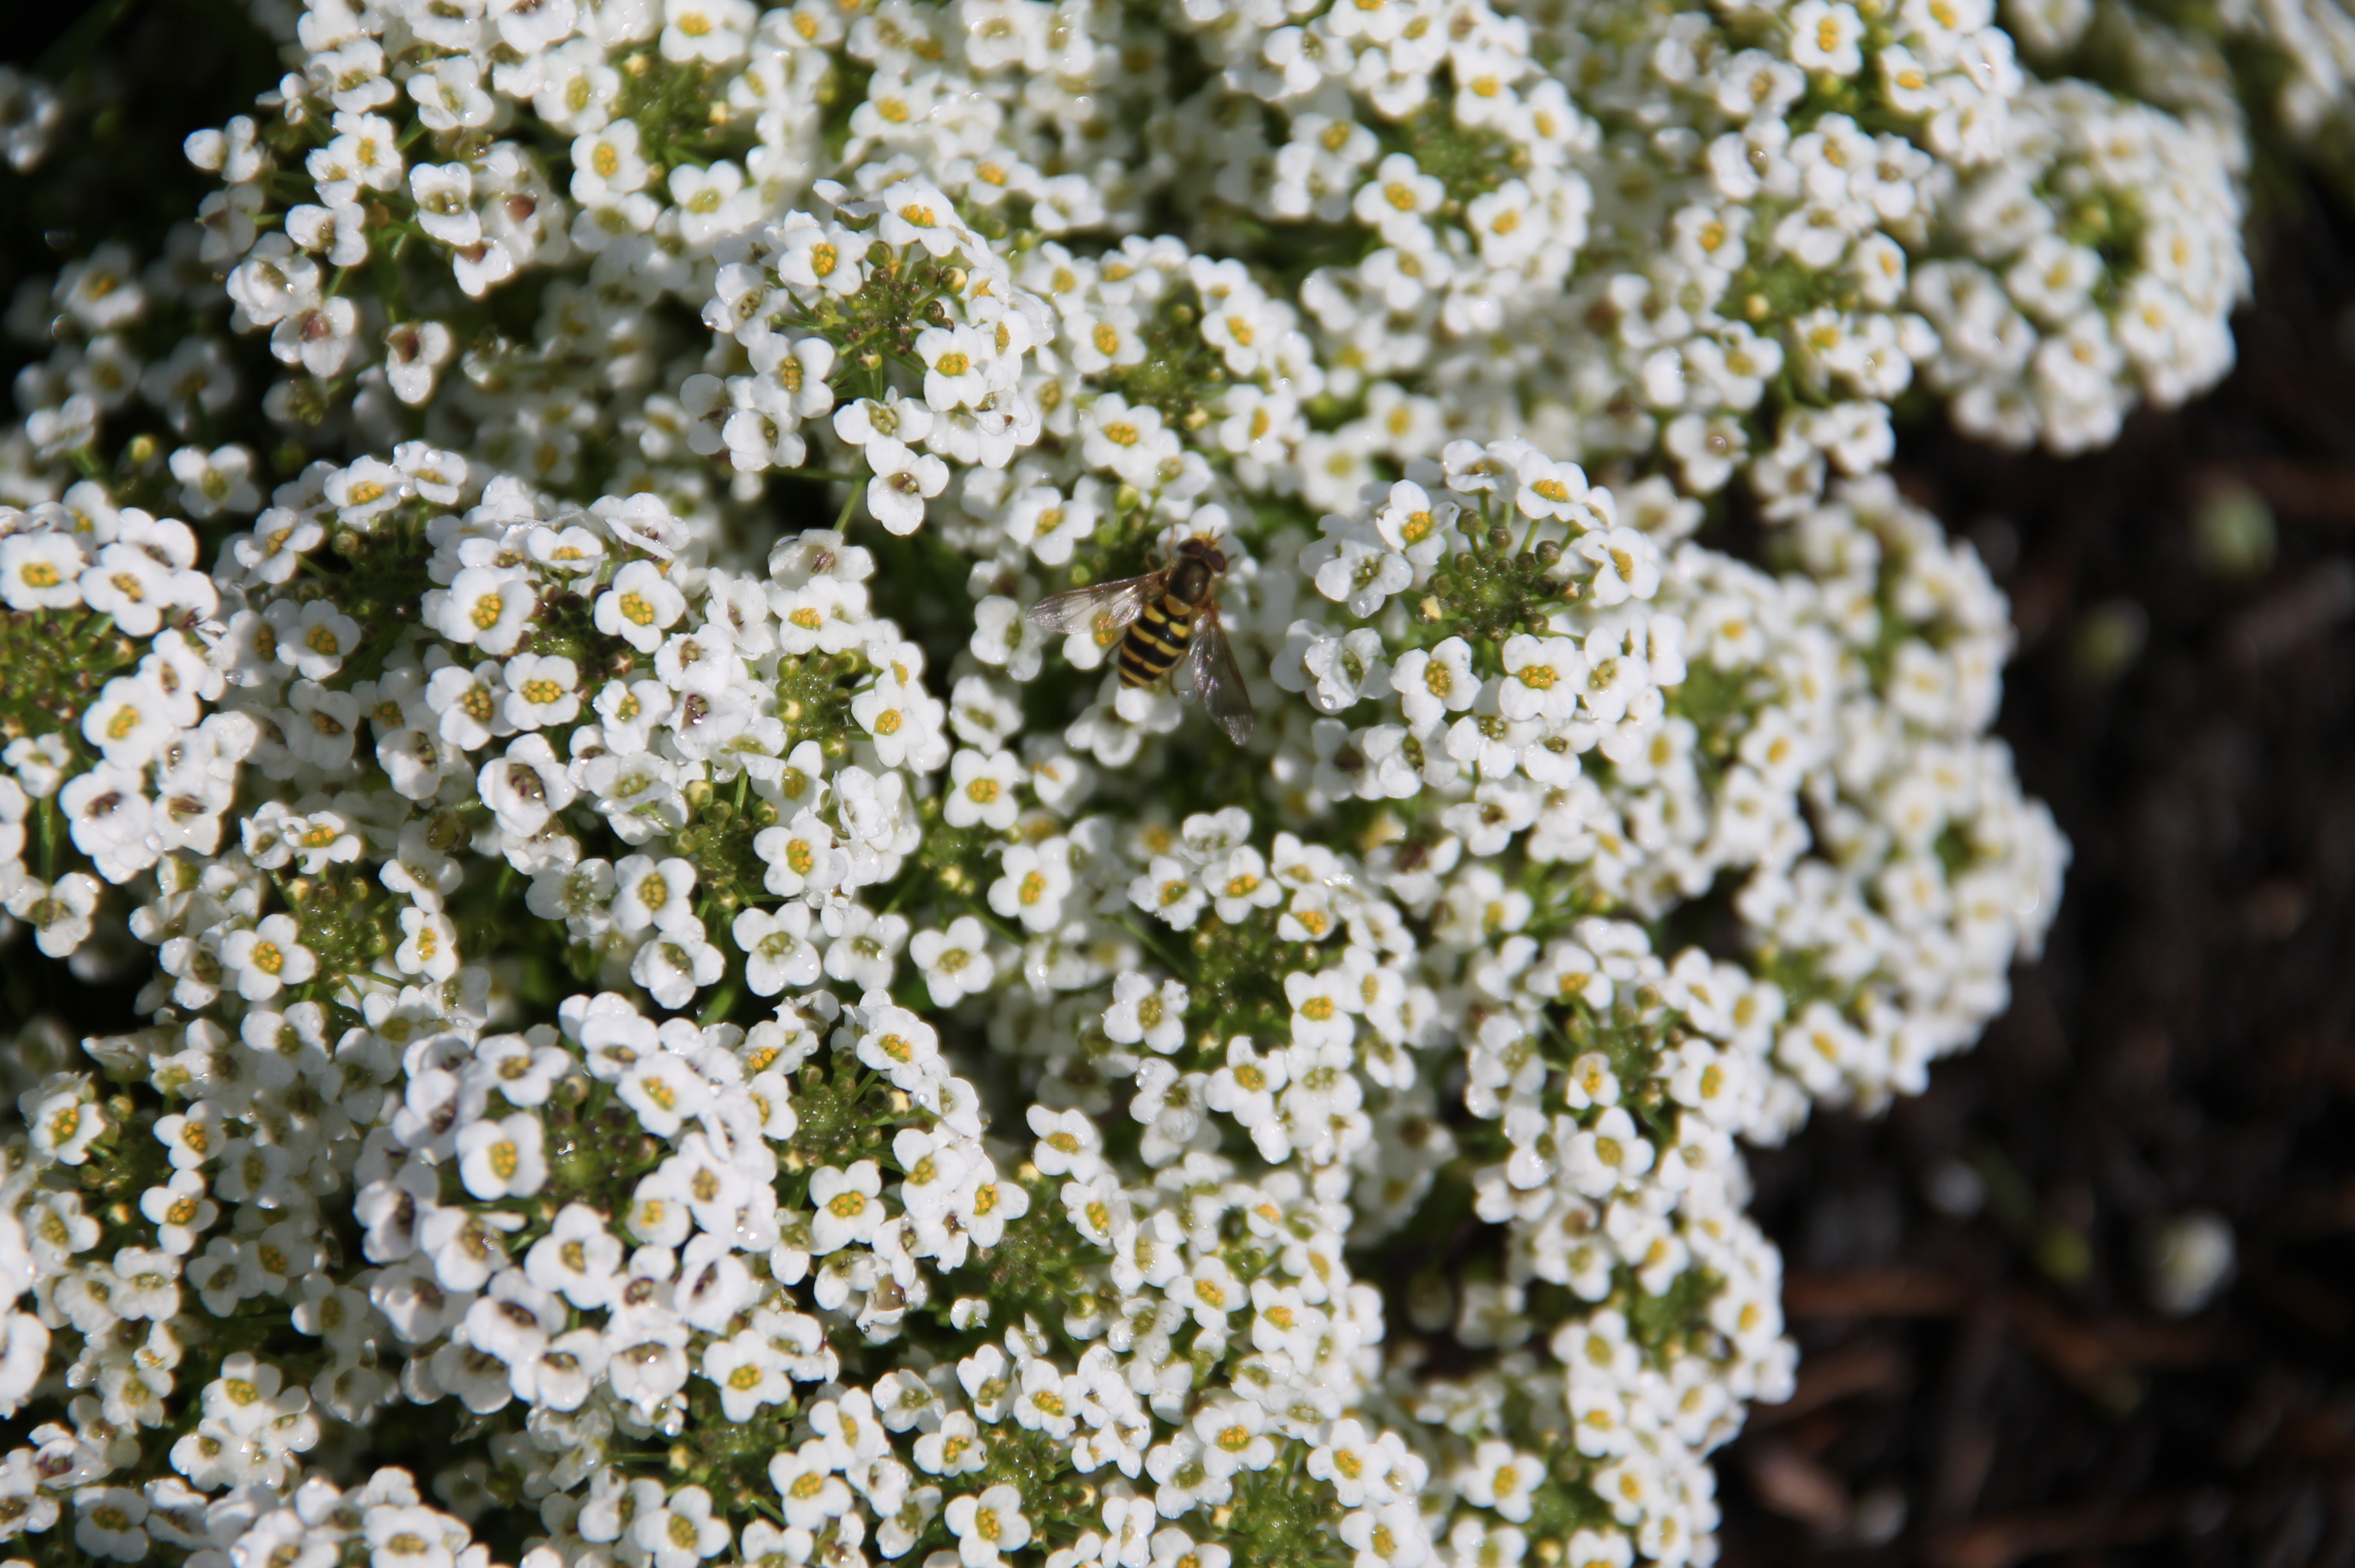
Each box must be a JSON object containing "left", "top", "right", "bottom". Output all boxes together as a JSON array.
[
  {"left": 1524, "top": 0, "right": 2246, "bottom": 480},
  {"left": 698, "top": 188, "right": 1055, "bottom": 487},
  {"left": 41, "top": 406, "right": 2072, "bottom": 1567},
  {"left": 186, "top": 451, "right": 962, "bottom": 1020},
  {"left": 0, "top": 499, "right": 252, "bottom": 963},
  {"left": 1910, "top": 78, "right": 2247, "bottom": 454},
  {"left": 1, "top": 238, "right": 250, "bottom": 516},
  {"left": 8, "top": 0, "right": 2318, "bottom": 1552},
  {"left": 1254, "top": 444, "right": 2064, "bottom": 1113},
  {"left": 2224, "top": 0, "right": 2355, "bottom": 135},
  {"left": 2007, "top": 0, "right": 2355, "bottom": 153}
]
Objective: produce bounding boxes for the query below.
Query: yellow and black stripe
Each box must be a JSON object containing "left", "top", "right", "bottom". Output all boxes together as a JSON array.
[{"left": 1117, "top": 593, "right": 1197, "bottom": 687}]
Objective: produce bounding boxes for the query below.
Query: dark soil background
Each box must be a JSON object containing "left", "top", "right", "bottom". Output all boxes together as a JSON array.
[
  {"left": 12, "top": 6, "right": 2355, "bottom": 1565},
  {"left": 1717, "top": 189, "right": 2355, "bottom": 1566}
]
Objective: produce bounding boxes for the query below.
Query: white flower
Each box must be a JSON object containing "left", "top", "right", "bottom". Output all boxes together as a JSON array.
[
  {"left": 1285, "top": 968, "right": 1357, "bottom": 1050},
  {"left": 1457, "top": 1439, "right": 1541, "bottom": 1521},
  {"left": 167, "top": 444, "right": 262, "bottom": 518},
  {"left": 1307, "top": 1419, "right": 1391, "bottom": 1508},
  {"left": 1787, "top": 0, "right": 1865, "bottom": 74},
  {"left": 137, "top": 1171, "right": 217, "bottom": 1256},
  {"left": 633, "top": 930, "right": 726, "bottom": 1009},
  {"left": 915, "top": 1411, "right": 989, "bottom": 1476},
  {"left": 1129, "top": 853, "right": 1207, "bottom": 930},
  {"left": 733, "top": 904, "right": 823, "bottom": 994},
  {"left": 1203, "top": 847, "right": 1283, "bottom": 924},
  {"left": 704, "top": 1329, "right": 791, "bottom": 1421},
  {"left": 75, "top": 1486, "right": 151, "bottom": 1562},
  {"left": 944, "top": 748, "right": 1023, "bottom": 831},
  {"left": 0, "top": 531, "right": 85, "bottom": 609},
  {"left": 597, "top": 561, "right": 688, "bottom": 652},
  {"left": 79, "top": 543, "right": 176, "bottom": 636},
  {"left": 1306, "top": 519, "right": 1413, "bottom": 619},
  {"left": 990, "top": 840, "right": 1072, "bottom": 933},
  {"left": 1079, "top": 396, "right": 1179, "bottom": 487},
  {"left": 917, "top": 326, "right": 992, "bottom": 411},
  {"left": 220, "top": 914, "right": 316, "bottom": 1001},
  {"left": 394, "top": 907, "right": 461, "bottom": 981},
  {"left": 614, "top": 854, "right": 701, "bottom": 934},
  {"left": 661, "top": 0, "right": 755, "bottom": 63},
  {"left": 1338, "top": 1501, "right": 1428, "bottom": 1568},
  {"left": 27, "top": 1084, "right": 104, "bottom": 1167},
  {"left": 863, "top": 439, "right": 950, "bottom": 535},
  {"left": 571, "top": 120, "right": 650, "bottom": 205},
  {"left": 271, "top": 598, "right": 365, "bottom": 680},
  {"left": 455, "top": 1113, "right": 548, "bottom": 1200},
  {"left": 271, "top": 294, "right": 362, "bottom": 374},
  {"left": 769, "top": 1443, "right": 853, "bottom": 1531},
  {"left": 615, "top": 1053, "right": 712, "bottom": 1142},
  {"left": 436, "top": 567, "right": 538, "bottom": 654},
  {"left": 1392, "top": 638, "right": 1480, "bottom": 732},
  {"left": 824, "top": 902, "right": 909, "bottom": 991},
  {"left": 631, "top": 1486, "right": 731, "bottom": 1568},
  {"left": 755, "top": 810, "right": 845, "bottom": 901},
  {"left": 408, "top": 161, "right": 480, "bottom": 248},
  {"left": 873, "top": 180, "right": 963, "bottom": 255},
  {"left": 1205, "top": 1036, "right": 1288, "bottom": 1134},
  {"left": 850, "top": 678, "right": 948, "bottom": 770},
  {"left": 61, "top": 761, "right": 156, "bottom": 881},
  {"left": 911, "top": 917, "right": 998, "bottom": 1006},
  {"left": 480, "top": 734, "right": 578, "bottom": 837},
  {"left": 1574, "top": 529, "right": 1663, "bottom": 606},
  {"left": 525, "top": 1204, "right": 625, "bottom": 1309},
  {"left": 856, "top": 1002, "right": 942, "bottom": 1092},
  {"left": 1352, "top": 153, "right": 1443, "bottom": 246},
  {"left": 671, "top": 160, "right": 760, "bottom": 248},
  {"left": 945, "top": 1485, "right": 1030, "bottom": 1568},
  {"left": 808, "top": 1162, "right": 884, "bottom": 1254},
  {"left": 503, "top": 653, "right": 582, "bottom": 729},
  {"left": 1194, "top": 1398, "right": 1275, "bottom": 1477},
  {"left": 1560, "top": 1107, "right": 1656, "bottom": 1197},
  {"left": 1287, "top": 623, "right": 1391, "bottom": 715},
  {"left": 1103, "top": 972, "right": 1188, "bottom": 1054},
  {"left": 73, "top": 676, "right": 172, "bottom": 771}
]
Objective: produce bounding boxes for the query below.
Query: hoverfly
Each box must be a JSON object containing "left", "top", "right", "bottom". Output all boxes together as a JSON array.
[{"left": 1024, "top": 535, "right": 1255, "bottom": 744}]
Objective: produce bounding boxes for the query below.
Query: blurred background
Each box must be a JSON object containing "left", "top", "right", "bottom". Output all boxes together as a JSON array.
[
  {"left": 1716, "top": 189, "right": 2355, "bottom": 1568},
  {"left": 8, "top": 3, "right": 2355, "bottom": 1563}
]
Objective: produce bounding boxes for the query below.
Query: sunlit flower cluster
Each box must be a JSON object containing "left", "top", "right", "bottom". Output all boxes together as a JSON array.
[{"left": 4, "top": 0, "right": 2309, "bottom": 1554}]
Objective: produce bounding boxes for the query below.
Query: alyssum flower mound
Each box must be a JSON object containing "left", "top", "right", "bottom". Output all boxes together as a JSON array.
[{"left": 11, "top": 0, "right": 2317, "bottom": 1554}]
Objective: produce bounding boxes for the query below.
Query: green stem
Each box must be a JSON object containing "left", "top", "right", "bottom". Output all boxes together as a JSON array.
[
  {"left": 960, "top": 897, "right": 1028, "bottom": 950},
  {"left": 699, "top": 978, "right": 741, "bottom": 1027},
  {"left": 37, "top": 796, "right": 62, "bottom": 883},
  {"left": 1116, "top": 913, "right": 1197, "bottom": 981}
]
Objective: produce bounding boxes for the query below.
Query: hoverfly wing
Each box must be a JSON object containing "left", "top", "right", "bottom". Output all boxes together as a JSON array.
[
  {"left": 1181, "top": 599, "right": 1256, "bottom": 744},
  {"left": 1024, "top": 576, "right": 1154, "bottom": 636}
]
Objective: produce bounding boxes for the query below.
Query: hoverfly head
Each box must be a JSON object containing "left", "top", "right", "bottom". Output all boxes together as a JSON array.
[{"left": 1178, "top": 535, "right": 1229, "bottom": 575}]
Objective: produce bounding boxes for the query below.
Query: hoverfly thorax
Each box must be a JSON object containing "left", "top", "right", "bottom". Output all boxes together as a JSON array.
[{"left": 1167, "top": 554, "right": 1215, "bottom": 607}]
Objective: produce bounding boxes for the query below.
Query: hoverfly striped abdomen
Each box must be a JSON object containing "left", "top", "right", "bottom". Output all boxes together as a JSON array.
[
  {"left": 1115, "top": 556, "right": 1213, "bottom": 689},
  {"left": 1116, "top": 592, "right": 1197, "bottom": 687}
]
